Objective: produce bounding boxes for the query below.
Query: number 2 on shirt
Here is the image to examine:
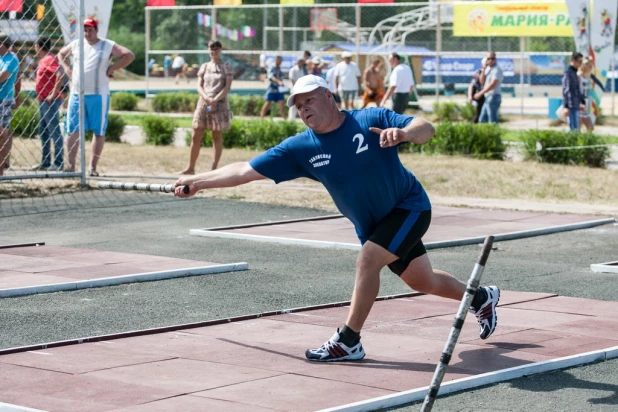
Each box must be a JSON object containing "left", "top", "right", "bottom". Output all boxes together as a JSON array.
[{"left": 353, "top": 133, "right": 368, "bottom": 154}]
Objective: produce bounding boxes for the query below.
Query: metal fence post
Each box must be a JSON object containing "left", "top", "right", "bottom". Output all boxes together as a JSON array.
[
  {"left": 279, "top": 5, "right": 284, "bottom": 51},
  {"left": 520, "top": 36, "right": 525, "bottom": 117},
  {"left": 611, "top": 42, "right": 618, "bottom": 116},
  {"left": 79, "top": 0, "right": 86, "bottom": 185},
  {"left": 263, "top": 0, "right": 268, "bottom": 50},
  {"left": 212, "top": 7, "right": 217, "bottom": 40},
  {"left": 435, "top": 3, "right": 441, "bottom": 102},
  {"left": 145, "top": 7, "right": 150, "bottom": 99},
  {"left": 355, "top": 4, "right": 361, "bottom": 62}
]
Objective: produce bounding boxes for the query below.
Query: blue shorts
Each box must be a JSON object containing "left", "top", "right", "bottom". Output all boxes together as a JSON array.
[
  {"left": 265, "top": 92, "right": 284, "bottom": 102},
  {"left": 66, "top": 94, "right": 110, "bottom": 136}
]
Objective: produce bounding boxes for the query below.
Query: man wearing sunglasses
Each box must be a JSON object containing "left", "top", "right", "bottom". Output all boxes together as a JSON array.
[{"left": 474, "top": 51, "right": 503, "bottom": 124}]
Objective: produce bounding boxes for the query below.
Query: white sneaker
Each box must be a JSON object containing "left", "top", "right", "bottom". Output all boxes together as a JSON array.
[
  {"left": 47, "top": 164, "right": 63, "bottom": 171},
  {"left": 305, "top": 329, "right": 365, "bottom": 362},
  {"left": 469, "top": 286, "right": 500, "bottom": 339}
]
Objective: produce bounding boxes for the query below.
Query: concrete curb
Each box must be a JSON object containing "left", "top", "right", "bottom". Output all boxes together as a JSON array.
[
  {"left": 319, "top": 345, "right": 618, "bottom": 412},
  {"left": 0, "top": 263, "right": 248, "bottom": 299},
  {"left": 190, "top": 218, "right": 616, "bottom": 251}
]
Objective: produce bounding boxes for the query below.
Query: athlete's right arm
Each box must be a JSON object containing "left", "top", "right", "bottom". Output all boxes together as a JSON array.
[{"left": 174, "top": 162, "right": 266, "bottom": 198}]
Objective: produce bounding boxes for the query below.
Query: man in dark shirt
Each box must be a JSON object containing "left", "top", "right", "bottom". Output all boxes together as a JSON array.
[{"left": 562, "top": 52, "right": 584, "bottom": 131}]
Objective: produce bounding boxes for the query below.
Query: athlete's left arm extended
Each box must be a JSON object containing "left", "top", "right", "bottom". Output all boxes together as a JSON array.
[{"left": 369, "top": 117, "right": 435, "bottom": 148}]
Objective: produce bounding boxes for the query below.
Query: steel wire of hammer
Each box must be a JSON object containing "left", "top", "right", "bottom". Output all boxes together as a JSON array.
[{"left": 421, "top": 235, "right": 495, "bottom": 412}]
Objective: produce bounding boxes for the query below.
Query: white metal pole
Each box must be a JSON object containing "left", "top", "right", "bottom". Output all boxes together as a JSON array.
[
  {"left": 520, "top": 37, "right": 525, "bottom": 117},
  {"left": 212, "top": 7, "right": 217, "bottom": 40},
  {"left": 610, "top": 41, "right": 618, "bottom": 116},
  {"left": 79, "top": 0, "right": 86, "bottom": 185},
  {"left": 279, "top": 6, "right": 284, "bottom": 51},
  {"left": 263, "top": 0, "right": 268, "bottom": 50},
  {"left": 435, "top": 3, "right": 441, "bottom": 102},
  {"left": 355, "top": 4, "right": 361, "bottom": 62},
  {"left": 145, "top": 7, "right": 150, "bottom": 99}
]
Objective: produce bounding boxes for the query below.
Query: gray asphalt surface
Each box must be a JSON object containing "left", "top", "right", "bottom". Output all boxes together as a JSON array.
[{"left": 1, "top": 192, "right": 617, "bottom": 411}]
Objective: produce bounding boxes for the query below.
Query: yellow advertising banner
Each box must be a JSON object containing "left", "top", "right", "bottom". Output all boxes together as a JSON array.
[
  {"left": 214, "top": 0, "right": 241, "bottom": 5},
  {"left": 280, "top": 0, "right": 314, "bottom": 4},
  {"left": 453, "top": 2, "right": 572, "bottom": 37}
]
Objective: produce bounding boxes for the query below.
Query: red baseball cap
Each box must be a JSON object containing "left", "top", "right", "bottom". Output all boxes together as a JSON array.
[{"left": 84, "top": 18, "right": 98, "bottom": 28}]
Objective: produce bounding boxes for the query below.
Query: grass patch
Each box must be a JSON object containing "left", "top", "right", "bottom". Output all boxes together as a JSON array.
[{"left": 10, "top": 138, "right": 615, "bottom": 210}]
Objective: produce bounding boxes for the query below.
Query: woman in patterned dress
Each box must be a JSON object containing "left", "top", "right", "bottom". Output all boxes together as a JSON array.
[{"left": 179, "top": 40, "right": 233, "bottom": 174}]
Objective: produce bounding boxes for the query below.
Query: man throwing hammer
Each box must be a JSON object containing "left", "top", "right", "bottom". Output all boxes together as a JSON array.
[{"left": 175, "top": 75, "right": 500, "bottom": 362}]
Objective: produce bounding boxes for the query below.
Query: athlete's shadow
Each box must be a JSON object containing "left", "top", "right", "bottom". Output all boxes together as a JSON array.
[{"left": 457, "top": 342, "right": 618, "bottom": 406}]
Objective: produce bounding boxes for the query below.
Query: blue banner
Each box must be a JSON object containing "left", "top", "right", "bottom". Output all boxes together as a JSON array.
[{"left": 422, "top": 57, "right": 514, "bottom": 77}]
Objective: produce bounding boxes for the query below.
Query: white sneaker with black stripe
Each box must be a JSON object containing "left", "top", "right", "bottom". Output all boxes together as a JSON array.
[
  {"left": 469, "top": 285, "right": 500, "bottom": 339},
  {"left": 305, "top": 329, "right": 365, "bottom": 362}
]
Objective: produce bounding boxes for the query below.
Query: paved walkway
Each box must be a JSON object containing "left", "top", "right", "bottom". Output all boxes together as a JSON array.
[
  {"left": 1, "top": 291, "right": 618, "bottom": 411},
  {"left": 0, "top": 245, "right": 244, "bottom": 295}
]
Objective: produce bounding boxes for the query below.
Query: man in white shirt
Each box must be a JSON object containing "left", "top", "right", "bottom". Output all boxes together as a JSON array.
[
  {"left": 58, "top": 18, "right": 134, "bottom": 176},
  {"left": 334, "top": 51, "right": 361, "bottom": 110},
  {"left": 172, "top": 54, "right": 187, "bottom": 84},
  {"left": 324, "top": 59, "right": 341, "bottom": 109},
  {"left": 380, "top": 52, "right": 414, "bottom": 114},
  {"left": 287, "top": 57, "right": 305, "bottom": 120}
]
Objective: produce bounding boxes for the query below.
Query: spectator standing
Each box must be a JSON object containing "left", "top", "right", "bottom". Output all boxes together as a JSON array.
[
  {"left": 172, "top": 54, "right": 187, "bottom": 84},
  {"left": 475, "top": 51, "right": 503, "bottom": 124},
  {"left": 361, "top": 58, "right": 384, "bottom": 109},
  {"left": 58, "top": 18, "right": 135, "bottom": 176},
  {"left": 260, "top": 55, "right": 286, "bottom": 118},
  {"left": 163, "top": 55, "right": 171, "bottom": 78},
  {"left": 380, "top": 53, "right": 414, "bottom": 114},
  {"left": 302, "top": 50, "right": 312, "bottom": 75},
  {"left": 0, "top": 34, "right": 20, "bottom": 177},
  {"left": 180, "top": 40, "right": 233, "bottom": 175},
  {"left": 561, "top": 52, "right": 584, "bottom": 131},
  {"left": 32, "top": 36, "right": 64, "bottom": 171},
  {"left": 311, "top": 57, "right": 322, "bottom": 77},
  {"left": 325, "top": 60, "right": 341, "bottom": 109},
  {"left": 334, "top": 51, "right": 361, "bottom": 110},
  {"left": 468, "top": 57, "right": 486, "bottom": 123},
  {"left": 287, "top": 57, "right": 305, "bottom": 120}
]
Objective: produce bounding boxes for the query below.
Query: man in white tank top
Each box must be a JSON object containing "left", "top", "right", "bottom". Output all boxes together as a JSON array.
[{"left": 58, "top": 18, "right": 135, "bottom": 176}]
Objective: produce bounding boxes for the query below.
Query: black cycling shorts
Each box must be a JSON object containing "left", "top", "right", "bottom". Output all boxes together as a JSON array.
[{"left": 368, "top": 208, "right": 431, "bottom": 276}]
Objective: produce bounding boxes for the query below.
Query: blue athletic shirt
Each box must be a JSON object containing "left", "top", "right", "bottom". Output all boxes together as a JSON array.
[{"left": 249, "top": 108, "right": 431, "bottom": 243}]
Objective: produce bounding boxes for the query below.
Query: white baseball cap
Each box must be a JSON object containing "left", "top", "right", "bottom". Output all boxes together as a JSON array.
[
  {"left": 341, "top": 51, "right": 352, "bottom": 58},
  {"left": 286, "top": 75, "right": 329, "bottom": 108}
]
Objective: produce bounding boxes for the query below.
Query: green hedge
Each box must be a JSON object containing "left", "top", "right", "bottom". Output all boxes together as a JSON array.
[
  {"left": 151, "top": 92, "right": 283, "bottom": 117},
  {"left": 11, "top": 105, "right": 39, "bottom": 138},
  {"left": 151, "top": 92, "right": 199, "bottom": 113},
  {"left": 403, "top": 122, "right": 505, "bottom": 160},
  {"left": 521, "top": 130, "right": 610, "bottom": 167},
  {"left": 84, "top": 114, "right": 126, "bottom": 143},
  {"left": 142, "top": 115, "right": 177, "bottom": 145},
  {"left": 186, "top": 118, "right": 306, "bottom": 149},
  {"left": 111, "top": 92, "right": 139, "bottom": 111}
]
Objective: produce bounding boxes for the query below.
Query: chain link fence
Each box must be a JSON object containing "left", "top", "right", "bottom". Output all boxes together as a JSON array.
[{"left": 146, "top": 1, "right": 616, "bottom": 116}]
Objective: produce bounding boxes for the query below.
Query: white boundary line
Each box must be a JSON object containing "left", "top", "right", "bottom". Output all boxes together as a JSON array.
[
  {"left": 319, "top": 345, "right": 618, "bottom": 412},
  {"left": 190, "top": 218, "right": 616, "bottom": 251},
  {"left": 590, "top": 261, "right": 618, "bottom": 274},
  {"left": 0, "top": 402, "right": 48, "bottom": 412},
  {"left": 0, "top": 263, "right": 248, "bottom": 299}
]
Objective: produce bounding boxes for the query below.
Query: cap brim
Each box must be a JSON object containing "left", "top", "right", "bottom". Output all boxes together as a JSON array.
[{"left": 286, "top": 85, "right": 321, "bottom": 108}]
